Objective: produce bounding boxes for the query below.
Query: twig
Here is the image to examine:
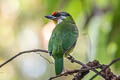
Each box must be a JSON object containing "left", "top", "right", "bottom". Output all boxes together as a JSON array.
[
  {"left": 1, "top": 49, "right": 120, "bottom": 80},
  {"left": 49, "top": 70, "right": 80, "bottom": 80},
  {"left": 67, "top": 55, "right": 86, "bottom": 66},
  {"left": 90, "top": 57, "right": 120, "bottom": 80},
  {"left": 38, "top": 53, "right": 53, "bottom": 64},
  {"left": 49, "top": 66, "right": 100, "bottom": 80},
  {"left": 67, "top": 55, "right": 106, "bottom": 79},
  {"left": 0, "top": 49, "right": 48, "bottom": 68}
]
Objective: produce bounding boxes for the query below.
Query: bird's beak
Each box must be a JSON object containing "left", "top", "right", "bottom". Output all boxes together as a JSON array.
[{"left": 45, "top": 15, "right": 56, "bottom": 20}]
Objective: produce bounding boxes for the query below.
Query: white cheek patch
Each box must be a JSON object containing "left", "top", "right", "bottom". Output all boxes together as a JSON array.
[
  {"left": 56, "top": 16, "right": 66, "bottom": 24},
  {"left": 61, "top": 16, "right": 66, "bottom": 20},
  {"left": 57, "top": 19, "right": 63, "bottom": 24}
]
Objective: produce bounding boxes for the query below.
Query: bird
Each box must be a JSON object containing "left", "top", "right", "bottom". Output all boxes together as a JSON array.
[{"left": 45, "top": 11, "right": 79, "bottom": 75}]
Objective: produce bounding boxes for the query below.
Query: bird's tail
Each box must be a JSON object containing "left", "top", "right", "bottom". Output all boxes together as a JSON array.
[{"left": 55, "top": 56, "right": 64, "bottom": 75}]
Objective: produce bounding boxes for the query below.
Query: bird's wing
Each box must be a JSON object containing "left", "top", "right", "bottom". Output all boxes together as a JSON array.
[
  {"left": 48, "top": 34, "right": 54, "bottom": 55},
  {"left": 61, "top": 23, "right": 78, "bottom": 54},
  {"left": 48, "top": 23, "right": 78, "bottom": 56}
]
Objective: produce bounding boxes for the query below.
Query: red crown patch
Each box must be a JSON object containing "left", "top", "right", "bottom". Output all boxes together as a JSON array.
[{"left": 52, "top": 11, "right": 59, "bottom": 16}]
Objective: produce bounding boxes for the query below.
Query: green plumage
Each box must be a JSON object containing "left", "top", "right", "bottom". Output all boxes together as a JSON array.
[
  {"left": 48, "top": 16, "right": 78, "bottom": 75},
  {"left": 54, "top": 55, "right": 63, "bottom": 75}
]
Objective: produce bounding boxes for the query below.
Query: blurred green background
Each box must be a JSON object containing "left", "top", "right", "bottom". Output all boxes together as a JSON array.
[{"left": 0, "top": 0, "right": 120, "bottom": 80}]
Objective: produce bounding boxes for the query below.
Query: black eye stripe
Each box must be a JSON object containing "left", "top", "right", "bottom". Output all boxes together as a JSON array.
[{"left": 55, "top": 13, "right": 61, "bottom": 17}]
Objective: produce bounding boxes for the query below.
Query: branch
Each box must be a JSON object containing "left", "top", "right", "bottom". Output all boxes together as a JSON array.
[
  {"left": 48, "top": 55, "right": 105, "bottom": 80},
  {"left": 49, "top": 70, "right": 80, "bottom": 80},
  {"left": 90, "top": 57, "right": 120, "bottom": 80},
  {"left": 1, "top": 49, "right": 120, "bottom": 80},
  {"left": 49, "top": 66, "right": 101, "bottom": 80},
  {"left": 49, "top": 56, "right": 120, "bottom": 80},
  {"left": 67, "top": 55, "right": 105, "bottom": 78},
  {"left": 0, "top": 49, "right": 48, "bottom": 68}
]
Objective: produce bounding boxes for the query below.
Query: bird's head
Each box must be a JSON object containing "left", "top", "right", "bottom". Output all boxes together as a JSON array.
[{"left": 45, "top": 11, "right": 70, "bottom": 24}]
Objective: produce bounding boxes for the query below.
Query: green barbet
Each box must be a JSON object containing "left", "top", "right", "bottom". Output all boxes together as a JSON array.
[{"left": 45, "top": 11, "right": 79, "bottom": 75}]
